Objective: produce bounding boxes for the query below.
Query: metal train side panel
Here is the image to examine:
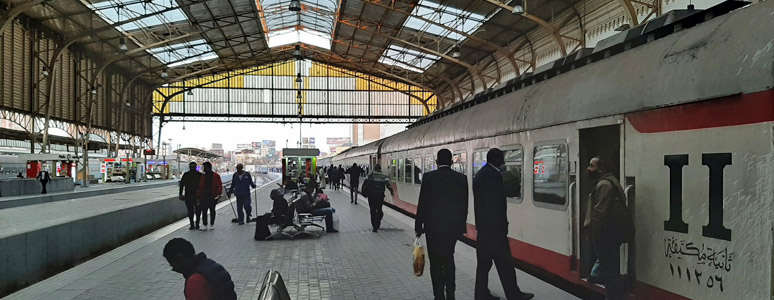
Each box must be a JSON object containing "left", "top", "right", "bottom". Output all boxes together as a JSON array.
[{"left": 624, "top": 115, "right": 773, "bottom": 299}]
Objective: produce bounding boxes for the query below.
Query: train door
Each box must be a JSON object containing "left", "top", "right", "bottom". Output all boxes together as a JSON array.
[{"left": 578, "top": 124, "right": 622, "bottom": 280}]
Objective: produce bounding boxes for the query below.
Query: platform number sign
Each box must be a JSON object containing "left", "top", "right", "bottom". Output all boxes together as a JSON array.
[{"left": 663, "top": 153, "right": 732, "bottom": 241}]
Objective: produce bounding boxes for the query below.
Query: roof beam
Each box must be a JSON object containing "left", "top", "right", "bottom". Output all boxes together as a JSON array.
[{"left": 482, "top": 0, "right": 568, "bottom": 57}]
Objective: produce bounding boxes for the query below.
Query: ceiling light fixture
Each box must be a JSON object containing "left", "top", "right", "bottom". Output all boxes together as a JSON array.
[
  {"left": 289, "top": 0, "right": 301, "bottom": 12},
  {"left": 119, "top": 37, "right": 128, "bottom": 51},
  {"left": 161, "top": 69, "right": 169, "bottom": 79},
  {"left": 451, "top": 45, "right": 461, "bottom": 58},
  {"left": 41, "top": 66, "right": 49, "bottom": 77},
  {"left": 295, "top": 72, "right": 302, "bottom": 83},
  {"left": 125, "top": 101, "right": 131, "bottom": 107},
  {"left": 187, "top": 89, "right": 194, "bottom": 96},
  {"left": 293, "top": 45, "right": 303, "bottom": 60},
  {"left": 91, "top": 86, "right": 98, "bottom": 95},
  {"left": 512, "top": 0, "right": 525, "bottom": 14}
]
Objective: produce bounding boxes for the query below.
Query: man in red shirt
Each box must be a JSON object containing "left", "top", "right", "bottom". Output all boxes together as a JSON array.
[
  {"left": 163, "top": 238, "right": 237, "bottom": 300},
  {"left": 197, "top": 162, "right": 223, "bottom": 231}
]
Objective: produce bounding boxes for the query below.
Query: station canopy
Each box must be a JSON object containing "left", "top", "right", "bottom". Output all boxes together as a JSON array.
[{"left": 22, "top": 0, "right": 579, "bottom": 113}]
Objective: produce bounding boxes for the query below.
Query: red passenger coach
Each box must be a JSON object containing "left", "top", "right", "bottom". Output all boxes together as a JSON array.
[{"left": 330, "top": 2, "right": 774, "bottom": 299}]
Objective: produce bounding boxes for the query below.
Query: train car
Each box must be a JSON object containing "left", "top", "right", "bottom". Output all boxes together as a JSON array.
[{"left": 333, "top": 2, "right": 774, "bottom": 299}]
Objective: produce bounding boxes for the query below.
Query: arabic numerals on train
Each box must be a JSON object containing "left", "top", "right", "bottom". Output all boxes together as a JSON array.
[{"left": 663, "top": 153, "right": 732, "bottom": 241}]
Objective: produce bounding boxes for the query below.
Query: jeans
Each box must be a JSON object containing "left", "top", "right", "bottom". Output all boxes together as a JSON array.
[
  {"left": 474, "top": 231, "right": 523, "bottom": 299},
  {"left": 311, "top": 207, "right": 335, "bottom": 231},
  {"left": 199, "top": 199, "right": 216, "bottom": 226},
  {"left": 592, "top": 234, "right": 624, "bottom": 300},
  {"left": 350, "top": 181, "right": 359, "bottom": 203},
  {"left": 184, "top": 197, "right": 199, "bottom": 227},
  {"left": 426, "top": 232, "right": 458, "bottom": 300},
  {"left": 369, "top": 196, "right": 384, "bottom": 231},
  {"left": 236, "top": 195, "right": 252, "bottom": 222}
]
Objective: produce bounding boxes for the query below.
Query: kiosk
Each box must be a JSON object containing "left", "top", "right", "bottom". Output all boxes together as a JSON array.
[{"left": 281, "top": 148, "right": 319, "bottom": 184}]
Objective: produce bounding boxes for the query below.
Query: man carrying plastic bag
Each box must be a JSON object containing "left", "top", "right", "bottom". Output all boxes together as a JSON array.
[{"left": 413, "top": 237, "right": 425, "bottom": 276}]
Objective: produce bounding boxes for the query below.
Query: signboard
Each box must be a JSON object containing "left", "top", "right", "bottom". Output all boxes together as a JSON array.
[
  {"left": 237, "top": 143, "right": 250, "bottom": 149},
  {"left": 308, "top": 138, "right": 315, "bottom": 144},
  {"left": 100, "top": 163, "right": 106, "bottom": 174},
  {"left": 262, "top": 140, "right": 276, "bottom": 147},
  {"left": 252, "top": 142, "right": 260, "bottom": 149},
  {"left": 143, "top": 149, "right": 155, "bottom": 156},
  {"left": 327, "top": 137, "right": 351, "bottom": 145}
]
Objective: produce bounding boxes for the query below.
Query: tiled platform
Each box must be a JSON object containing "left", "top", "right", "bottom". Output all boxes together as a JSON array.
[
  {"left": 0, "top": 179, "right": 179, "bottom": 209},
  {"left": 4, "top": 178, "right": 578, "bottom": 300}
]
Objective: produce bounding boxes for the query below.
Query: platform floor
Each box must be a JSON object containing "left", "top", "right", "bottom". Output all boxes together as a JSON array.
[{"left": 4, "top": 178, "right": 578, "bottom": 300}]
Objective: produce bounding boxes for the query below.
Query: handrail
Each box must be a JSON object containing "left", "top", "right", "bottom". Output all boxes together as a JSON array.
[{"left": 258, "top": 269, "right": 292, "bottom": 300}]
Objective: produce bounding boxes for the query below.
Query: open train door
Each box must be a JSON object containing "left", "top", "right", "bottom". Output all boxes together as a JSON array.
[{"left": 577, "top": 121, "right": 630, "bottom": 284}]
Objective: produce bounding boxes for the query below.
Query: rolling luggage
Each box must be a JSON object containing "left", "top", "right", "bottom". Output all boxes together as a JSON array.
[{"left": 254, "top": 213, "right": 271, "bottom": 240}]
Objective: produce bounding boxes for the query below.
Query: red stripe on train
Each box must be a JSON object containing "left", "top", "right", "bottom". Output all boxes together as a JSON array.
[
  {"left": 626, "top": 89, "right": 774, "bottom": 133},
  {"left": 389, "top": 195, "right": 689, "bottom": 300}
]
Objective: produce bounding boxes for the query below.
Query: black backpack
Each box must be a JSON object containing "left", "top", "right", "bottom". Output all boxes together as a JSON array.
[{"left": 254, "top": 213, "right": 271, "bottom": 241}]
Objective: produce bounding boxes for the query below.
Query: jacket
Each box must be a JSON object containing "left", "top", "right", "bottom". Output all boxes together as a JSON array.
[
  {"left": 584, "top": 173, "right": 627, "bottom": 233},
  {"left": 345, "top": 166, "right": 363, "bottom": 184},
  {"left": 180, "top": 171, "right": 201, "bottom": 199},
  {"left": 197, "top": 172, "right": 223, "bottom": 200},
  {"left": 415, "top": 166, "right": 469, "bottom": 236},
  {"left": 473, "top": 164, "right": 509, "bottom": 235},
  {"left": 37, "top": 171, "right": 51, "bottom": 182},
  {"left": 366, "top": 170, "right": 394, "bottom": 197},
  {"left": 228, "top": 172, "right": 256, "bottom": 197},
  {"left": 185, "top": 252, "right": 237, "bottom": 300}
]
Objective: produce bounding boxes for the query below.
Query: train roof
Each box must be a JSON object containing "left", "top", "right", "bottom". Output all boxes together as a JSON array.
[{"left": 381, "top": 0, "right": 774, "bottom": 154}]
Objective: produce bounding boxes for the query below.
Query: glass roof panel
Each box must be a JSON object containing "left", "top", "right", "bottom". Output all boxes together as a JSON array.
[
  {"left": 403, "top": 0, "right": 487, "bottom": 41},
  {"left": 88, "top": 0, "right": 188, "bottom": 32},
  {"left": 378, "top": 45, "right": 440, "bottom": 73},
  {"left": 259, "top": 0, "right": 339, "bottom": 49},
  {"left": 148, "top": 39, "right": 219, "bottom": 67}
]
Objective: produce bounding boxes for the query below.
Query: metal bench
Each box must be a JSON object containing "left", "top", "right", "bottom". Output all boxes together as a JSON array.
[{"left": 257, "top": 269, "right": 291, "bottom": 300}]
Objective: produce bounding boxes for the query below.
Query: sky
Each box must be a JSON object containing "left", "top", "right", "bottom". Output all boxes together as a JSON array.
[{"left": 154, "top": 120, "right": 409, "bottom": 152}]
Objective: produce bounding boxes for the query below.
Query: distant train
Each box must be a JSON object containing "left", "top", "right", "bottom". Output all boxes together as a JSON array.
[{"left": 321, "top": 2, "right": 774, "bottom": 299}]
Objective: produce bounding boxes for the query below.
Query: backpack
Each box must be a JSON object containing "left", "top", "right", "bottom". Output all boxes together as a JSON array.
[
  {"left": 361, "top": 175, "right": 373, "bottom": 198},
  {"left": 603, "top": 178, "right": 634, "bottom": 243}
]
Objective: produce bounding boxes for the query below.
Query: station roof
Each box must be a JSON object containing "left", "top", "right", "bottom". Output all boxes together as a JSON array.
[
  {"left": 173, "top": 147, "right": 223, "bottom": 160},
  {"left": 21, "top": 0, "right": 577, "bottom": 100}
]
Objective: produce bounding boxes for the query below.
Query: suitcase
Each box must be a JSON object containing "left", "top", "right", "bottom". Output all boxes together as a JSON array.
[{"left": 254, "top": 213, "right": 271, "bottom": 241}]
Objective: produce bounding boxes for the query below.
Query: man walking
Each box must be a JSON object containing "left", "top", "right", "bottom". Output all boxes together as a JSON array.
[
  {"left": 345, "top": 163, "right": 363, "bottom": 204},
  {"left": 197, "top": 162, "right": 223, "bottom": 231},
  {"left": 37, "top": 168, "right": 51, "bottom": 194},
  {"left": 585, "top": 156, "right": 628, "bottom": 300},
  {"left": 180, "top": 162, "right": 202, "bottom": 230},
  {"left": 227, "top": 163, "right": 256, "bottom": 225},
  {"left": 473, "top": 148, "right": 533, "bottom": 300},
  {"left": 415, "top": 149, "right": 468, "bottom": 300},
  {"left": 364, "top": 164, "right": 393, "bottom": 232},
  {"left": 163, "top": 238, "right": 237, "bottom": 300}
]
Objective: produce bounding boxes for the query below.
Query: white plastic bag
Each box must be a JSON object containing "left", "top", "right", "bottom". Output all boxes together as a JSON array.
[{"left": 413, "top": 237, "right": 425, "bottom": 276}]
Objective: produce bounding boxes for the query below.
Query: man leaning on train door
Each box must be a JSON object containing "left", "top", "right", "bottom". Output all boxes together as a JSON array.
[
  {"left": 585, "top": 156, "right": 632, "bottom": 300},
  {"left": 473, "top": 148, "right": 534, "bottom": 300},
  {"left": 415, "top": 149, "right": 468, "bottom": 300}
]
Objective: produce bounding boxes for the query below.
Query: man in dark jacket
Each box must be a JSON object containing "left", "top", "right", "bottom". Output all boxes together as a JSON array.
[
  {"left": 585, "top": 156, "right": 626, "bottom": 300},
  {"left": 365, "top": 164, "right": 394, "bottom": 232},
  {"left": 415, "top": 149, "right": 468, "bottom": 300},
  {"left": 227, "top": 163, "right": 257, "bottom": 225},
  {"left": 37, "top": 168, "right": 51, "bottom": 194},
  {"left": 345, "top": 163, "right": 363, "bottom": 204},
  {"left": 473, "top": 149, "right": 533, "bottom": 300},
  {"left": 180, "top": 162, "right": 202, "bottom": 230},
  {"left": 197, "top": 162, "right": 223, "bottom": 231},
  {"left": 163, "top": 238, "right": 237, "bottom": 300}
]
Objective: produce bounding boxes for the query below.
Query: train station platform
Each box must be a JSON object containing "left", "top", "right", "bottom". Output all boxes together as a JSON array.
[
  {"left": 0, "top": 179, "right": 179, "bottom": 209},
  {"left": 4, "top": 177, "right": 578, "bottom": 300}
]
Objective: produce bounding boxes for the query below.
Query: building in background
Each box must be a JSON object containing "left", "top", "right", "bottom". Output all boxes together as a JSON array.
[
  {"left": 210, "top": 143, "right": 224, "bottom": 156},
  {"left": 301, "top": 137, "right": 316, "bottom": 149}
]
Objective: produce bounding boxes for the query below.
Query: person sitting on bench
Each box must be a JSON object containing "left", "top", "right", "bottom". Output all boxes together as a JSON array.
[{"left": 297, "top": 183, "right": 338, "bottom": 233}]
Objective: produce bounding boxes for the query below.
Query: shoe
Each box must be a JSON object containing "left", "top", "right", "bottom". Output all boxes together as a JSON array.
[
  {"left": 238, "top": 222, "right": 244, "bottom": 225},
  {"left": 199, "top": 225, "right": 208, "bottom": 231},
  {"left": 372, "top": 229, "right": 378, "bottom": 232},
  {"left": 326, "top": 229, "right": 339, "bottom": 233},
  {"left": 188, "top": 226, "right": 196, "bottom": 230},
  {"left": 246, "top": 217, "right": 252, "bottom": 223},
  {"left": 517, "top": 293, "right": 534, "bottom": 300},
  {"left": 209, "top": 225, "right": 215, "bottom": 230},
  {"left": 195, "top": 225, "right": 200, "bottom": 229}
]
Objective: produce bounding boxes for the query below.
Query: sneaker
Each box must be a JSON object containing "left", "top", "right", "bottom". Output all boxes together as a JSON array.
[
  {"left": 238, "top": 222, "right": 244, "bottom": 225},
  {"left": 199, "top": 225, "right": 208, "bottom": 231},
  {"left": 246, "top": 217, "right": 252, "bottom": 223},
  {"left": 209, "top": 225, "right": 215, "bottom": 230},
  {"left": 188, "top": 226, "right": 196, "bottom": 230}
]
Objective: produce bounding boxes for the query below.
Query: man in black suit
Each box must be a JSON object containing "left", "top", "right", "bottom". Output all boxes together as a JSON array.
[
  {"left": 473, "top": 148, "right": 533, "bottom": 300},
  {"left": 415, "top": 149, "right": 468, "bottom": 300},
  {"left": 37, "top": 168, "right": 51, "bottom": 194}
]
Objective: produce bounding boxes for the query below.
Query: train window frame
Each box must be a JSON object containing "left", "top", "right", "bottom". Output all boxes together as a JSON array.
[
  {"left": 531, "top": 140, "right": 570, "bottom": 211},
  {"left": 472, "top": 148, "right": 489, "bottom": 175},
  {"left": 404, "top": 157, "right": 413, "bottom": 183},
  {"left": 414, "top": 156, "right": 423, "bottom": 184},
  {"left": 424, "top": 155, "right": 435, "bottom": 174},
  {"left": 398, "top": 157, "right": 405, "bottom": 183},
  {"left": 389, "top": 157, "right": 398, "bottom": 181},
  {"left": 451, "top": 151, "right": 467, "bottom": 175},
  {"left": 501, "top": 144, "right": 525, "bottom": 204}
]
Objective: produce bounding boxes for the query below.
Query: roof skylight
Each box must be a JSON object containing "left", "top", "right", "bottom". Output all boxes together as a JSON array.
[
  {"left": 148, "top": 39, "right": 218, "bottom": 67},
  {"left": 258, "top": 0, "right": 339, "bottom": 49},
  {"left": 87, "top": 0, "right": 188, "bottom": 32},
  {"left": 403, "top": 0, "right": 487, "bottom": 41},
  {"left": 378, "top": 45, "right": 440, "bottom": 73}
]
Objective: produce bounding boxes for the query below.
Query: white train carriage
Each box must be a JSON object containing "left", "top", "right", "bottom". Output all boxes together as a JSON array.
[{"left": 333, "top": 1, "right": 774, "bottom": 299}]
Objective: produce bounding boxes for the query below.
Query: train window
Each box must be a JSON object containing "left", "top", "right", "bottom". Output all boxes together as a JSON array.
[
  {"left": 404, "top": 158, "right": 413, "bottom": 183},
  {"left": 424, "top": 155, "right": 435, "bottom": 173},
  {"left": 502, "top": 145, "right": 524, "bottom": 202},
  {"left": 389, "top": 158, "right": 397, "bottom": 181},
  {"left": 533, "top": 143, "right": 569, "bottom": 205},
  {"left": 398, "top": 158, "right": 405, "bottom": 183},
  {"left": 451, "top": 152, "right": 467, "bottom": 174},
  {"left": 414, "top": 156, "right": 423, "bottom": 184},
  {"left": 472, "top": 149, "right": 488, "bottom": 175}
]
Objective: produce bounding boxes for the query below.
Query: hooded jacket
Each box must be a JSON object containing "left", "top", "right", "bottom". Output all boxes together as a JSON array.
[{"left": 185, "top": 252, "right": 236, "bottom": 300}]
